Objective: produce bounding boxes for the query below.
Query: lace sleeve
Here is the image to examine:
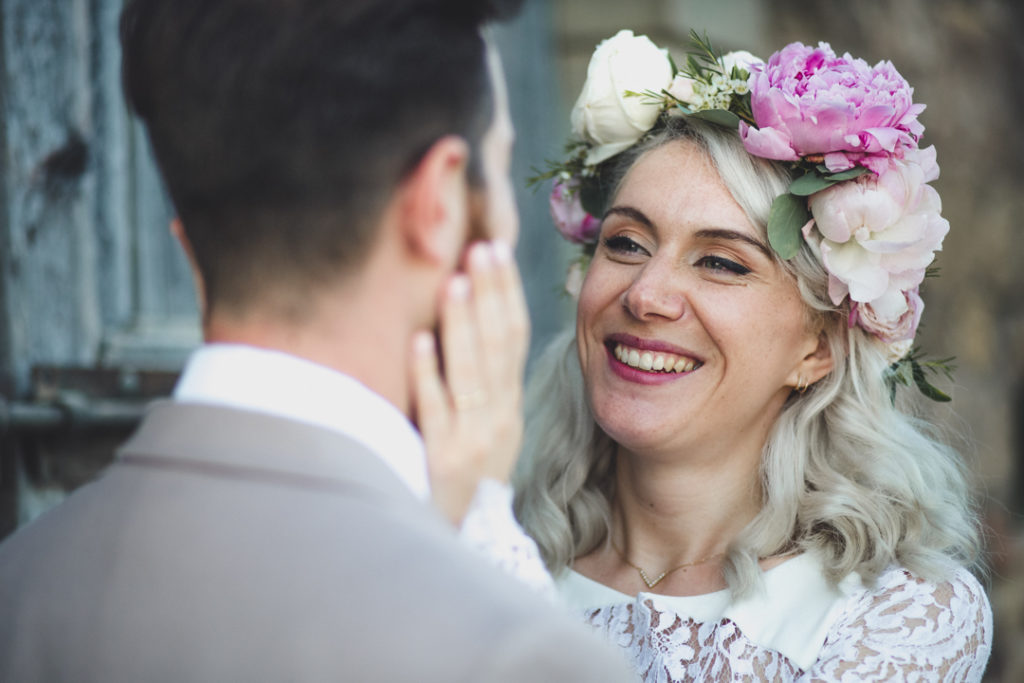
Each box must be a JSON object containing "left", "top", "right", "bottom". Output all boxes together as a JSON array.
[
  {"left": 458, "top": 478, "right": 557, "bottom": 600},
  {"left": 801, "top": 566, "right": 992, "bottom": 682}
]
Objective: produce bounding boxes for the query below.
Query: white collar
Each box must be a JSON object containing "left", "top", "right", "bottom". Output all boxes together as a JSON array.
[
  {"left": 173, "top": 343, "right": 429, "bottom": 500},
  {"left": 557, "top": 553, "right": 861, "bottom": 671}
]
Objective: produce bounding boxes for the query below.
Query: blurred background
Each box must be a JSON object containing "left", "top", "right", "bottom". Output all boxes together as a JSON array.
[{"left": 0, "top": 0, "right": 1020, "bottom": 679}]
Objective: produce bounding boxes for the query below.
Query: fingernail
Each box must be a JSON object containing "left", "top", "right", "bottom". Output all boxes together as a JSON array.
[
  {"left": 413, "top": 331, "right": 434, "bottom": 355},
  {"left": 469, "top": 243, "right": 492, "bottom": 270},
  {"left": 492, "top": 240, "right": 512, "bottom": 264},
  {"left": 449, "top": 275, "right": 470, "bottom": 300}
]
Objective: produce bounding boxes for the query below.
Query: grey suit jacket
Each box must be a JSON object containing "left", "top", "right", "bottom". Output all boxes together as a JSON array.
[{"left": 0, "top": 402, "right": 634, "bottom": 682}]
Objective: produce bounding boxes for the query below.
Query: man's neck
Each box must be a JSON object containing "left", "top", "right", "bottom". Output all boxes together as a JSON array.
[{"left": 203, "top": 286, "right": 415, "bottom": 418}]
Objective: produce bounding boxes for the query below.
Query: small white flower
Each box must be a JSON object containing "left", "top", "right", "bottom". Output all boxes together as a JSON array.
[{"left": 885, "top": 339, "right": 914, "bottom": 364}]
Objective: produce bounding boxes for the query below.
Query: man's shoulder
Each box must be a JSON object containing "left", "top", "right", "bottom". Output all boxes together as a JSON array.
[{"left": 0, "top": 403, "right": 636, "bottom": 681}]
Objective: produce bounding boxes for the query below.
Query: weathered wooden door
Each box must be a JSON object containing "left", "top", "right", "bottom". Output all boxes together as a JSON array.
[{"left": 0, "top": 0, "right": 199, "bottom": 535}]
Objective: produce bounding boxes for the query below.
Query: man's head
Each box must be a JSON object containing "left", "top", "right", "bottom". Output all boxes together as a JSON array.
[{"left": 120, "top": 0, "right": 520, "bottom": 319}]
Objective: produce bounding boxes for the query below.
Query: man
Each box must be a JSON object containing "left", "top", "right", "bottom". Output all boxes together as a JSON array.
[{"left": 0, "top": 0, "right": 632, "bottom": 680}]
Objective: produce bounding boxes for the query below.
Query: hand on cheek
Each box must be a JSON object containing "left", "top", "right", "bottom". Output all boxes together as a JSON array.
[{"left": 409, "top": 240, "right": 529, "bottom": 526}]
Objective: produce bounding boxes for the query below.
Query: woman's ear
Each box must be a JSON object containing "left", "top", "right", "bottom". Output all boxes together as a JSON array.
[
  {"left": 396, "top": 135, "right": 470, "bottom": 268},
  {"left": 789, "top": 329, "right": 836, "bottom": 390},
  {"left": 170, "top": 218, "right": 207, "bottom": 319}
]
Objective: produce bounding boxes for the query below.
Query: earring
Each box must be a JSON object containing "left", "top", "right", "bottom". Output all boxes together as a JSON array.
[{"left": 795, "top": 376, "right": 809, "bottom": 393}]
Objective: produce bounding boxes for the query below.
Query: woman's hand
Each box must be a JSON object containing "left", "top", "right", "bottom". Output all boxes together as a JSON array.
[{"left": 410, "top": 240, "right": 530, "bottom": 526}]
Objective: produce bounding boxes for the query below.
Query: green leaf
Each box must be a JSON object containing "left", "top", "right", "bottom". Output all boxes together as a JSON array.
[
  {"left": 893, "top": 358, "right": 914, "bottom": 386},
  {"left": 825, "top": 167, "right": 869, "bottom": 181},
  {"left": 767, "top": 193, "right": 810, "bottom": 259},
  {"left": 667, "top": 52, "right": 679, "bottom": 76},
  {"left": 579, "top": 175, "right": 608, "bottom": 218},
  {"left": 912, "top": 360, "right": 952, "bottom": 402},
  {"left": 690, "top": 108, "right": 740, "bottom": 128},
  {"left": 789, "top": 172, "right": 834, "bottom": 197}
]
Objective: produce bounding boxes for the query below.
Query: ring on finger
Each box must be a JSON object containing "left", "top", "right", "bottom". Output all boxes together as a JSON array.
[{"left": 453, "top": 389, "right": 488, "bottom": 411}]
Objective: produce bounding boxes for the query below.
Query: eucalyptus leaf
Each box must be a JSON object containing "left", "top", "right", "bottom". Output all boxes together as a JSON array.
[
  {"left": 789, "top": 173, "right": 834, "bottom": 197},
  {"left": 912, "top": 361, "right": 952, "bottom": 402},
  {"left": 825, "top": 167, "right": 869, "bottom": 182},
  {"left": 689, "top": 108, "right": 740, "bottom": 128},
  {"left": 894, "top": 359, "right": 914, "bottom": 386},
  {"left": 767, "top": 193, "right": 809, "bottom": 259}
]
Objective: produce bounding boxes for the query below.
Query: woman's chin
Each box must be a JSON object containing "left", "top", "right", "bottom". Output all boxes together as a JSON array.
[{"left": 594, "top": 413, "right": 681, "bottom": 456}]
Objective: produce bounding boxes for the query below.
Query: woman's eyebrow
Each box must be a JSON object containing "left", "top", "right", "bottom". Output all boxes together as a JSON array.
[
  {"left": 604, "top": 207, "right": 772, "bottom": 258},
  {"left": 694, "top": 228, "right": 773, "bottom": 258},
  {"left": 603, "top": 205, "right": 654, "bottom": 229}
]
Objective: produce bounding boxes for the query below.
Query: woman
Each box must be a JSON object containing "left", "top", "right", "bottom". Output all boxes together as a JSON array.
[{"left": 510, "top": 32, "right": 991, "bottom": 680}]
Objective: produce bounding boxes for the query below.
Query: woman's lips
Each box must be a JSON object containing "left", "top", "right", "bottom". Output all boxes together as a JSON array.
[{"left": 604, "top": 337, "right": 704, "bottom": 385}]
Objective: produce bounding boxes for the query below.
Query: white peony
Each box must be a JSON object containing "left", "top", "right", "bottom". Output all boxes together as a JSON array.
[
  {"left": 570, "top": 30, "right": 674, "bottom": 166},
  {"left": 805, "top": 146, "right": 948, "bottom": 306}
]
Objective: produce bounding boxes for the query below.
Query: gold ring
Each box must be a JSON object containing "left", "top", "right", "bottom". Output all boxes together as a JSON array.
[{"left": 453, "top": 390, "right": 488, "bottom": 411}]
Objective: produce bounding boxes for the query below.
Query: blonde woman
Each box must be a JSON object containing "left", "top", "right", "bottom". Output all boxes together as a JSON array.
[
  {"left": 511, "top": 33, "right": 991, "bottom": 680},
  {"left": 414, "top": 32, "right": 992, "bottom": 682}
]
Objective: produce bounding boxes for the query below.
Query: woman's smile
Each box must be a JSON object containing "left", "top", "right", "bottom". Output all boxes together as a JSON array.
[
  {"left": 604, "top": 333, "right": 704, "bottom": 385},
  {"left": 576, "top": 140, "right": 821, "bottom": 458}
]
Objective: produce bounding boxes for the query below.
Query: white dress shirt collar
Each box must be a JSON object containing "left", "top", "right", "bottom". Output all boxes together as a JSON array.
[{"left": 173, "top": 343, "right": 430, "bottom": 500}]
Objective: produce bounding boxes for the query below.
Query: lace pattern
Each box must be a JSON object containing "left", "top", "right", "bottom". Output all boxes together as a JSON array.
[
  {"left": 579, "top": 566, "right": 991, "bottom": 682},
  {"left": 458, "top": 478, "right": 557, "bottom": 600}
]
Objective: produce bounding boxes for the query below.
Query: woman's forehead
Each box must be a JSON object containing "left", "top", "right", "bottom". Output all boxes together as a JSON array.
[{"left": 613, "top": 141, "right": 757, "bottom": 235}]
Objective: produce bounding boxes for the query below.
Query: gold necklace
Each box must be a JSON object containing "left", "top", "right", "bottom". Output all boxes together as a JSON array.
[{"left": 610, "top": 538, "right": 725, "bottom": 589}]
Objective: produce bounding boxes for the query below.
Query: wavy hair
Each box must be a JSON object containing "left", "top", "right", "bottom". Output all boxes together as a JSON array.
[{"left": 514, "top": 117, "right": 982, "bottom": 597}]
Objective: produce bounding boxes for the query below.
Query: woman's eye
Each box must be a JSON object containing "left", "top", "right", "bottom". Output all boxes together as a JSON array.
[
  {"left": 697, "top": 255, "right": 750, "bottom": 275},
  {"left": 602, "top": 235, "right": 648, "bottom": 256}
]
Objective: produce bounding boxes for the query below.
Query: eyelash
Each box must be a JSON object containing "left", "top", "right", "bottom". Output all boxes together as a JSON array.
[
  {"left": 602, "top": 235, "right": 647, "bottom": 255},
  {"left": 696, "top": 255, "right": 751, "bottom": 276},
  {"left": 604, "top": 236, "right": 751, "bottom": 276}
]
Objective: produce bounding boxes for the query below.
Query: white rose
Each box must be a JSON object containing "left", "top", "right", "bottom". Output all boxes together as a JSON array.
[{"left": 570, "top": 30, "right": 674, "bottom": 166}]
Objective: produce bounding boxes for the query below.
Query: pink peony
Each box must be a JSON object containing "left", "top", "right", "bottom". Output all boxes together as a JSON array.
[
  {"left": 739, "top": 41, "right": 925, "bottom": 173},
  {"left": 550, "top": 178, "right": 600, "bottom": 244},
  {"left": 804, "top": 146, "right": 947, "bottom": 305},
  {"left": 850, "top": 287, "right": 924, "bottom": 343}
]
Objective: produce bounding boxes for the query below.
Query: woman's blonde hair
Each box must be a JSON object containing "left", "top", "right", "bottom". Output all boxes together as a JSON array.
[{"left": 514, "top": 117, "right": 982, "bottom": 597}]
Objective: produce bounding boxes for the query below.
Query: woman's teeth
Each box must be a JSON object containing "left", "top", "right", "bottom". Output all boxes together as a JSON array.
[{"left": 613, "top": 344, "right": 700, "bottom": 373}]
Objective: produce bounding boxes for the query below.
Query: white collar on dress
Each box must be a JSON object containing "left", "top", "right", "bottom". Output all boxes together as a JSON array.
[
  {"left": 557, "top": 552, "right": 863, "bottom": 671},
  {"left": 173, "top": 343, "right": 429, "bottom": 500}
]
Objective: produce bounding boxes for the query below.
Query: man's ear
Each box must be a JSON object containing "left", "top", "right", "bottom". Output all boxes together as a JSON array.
[
  {"left": 397, "top": 135, "right": 470, "bottom": 267},
  {"left": 170, "top": 218, "right": 207, "bottom": 317}
]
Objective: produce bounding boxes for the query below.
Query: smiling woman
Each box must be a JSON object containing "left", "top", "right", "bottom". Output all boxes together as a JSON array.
[
  {"left": 577, "top": 139, "right": 829, "bottom": 469},
  {"left": 513, "top": 31, "right": 991, "bottom": 681}
]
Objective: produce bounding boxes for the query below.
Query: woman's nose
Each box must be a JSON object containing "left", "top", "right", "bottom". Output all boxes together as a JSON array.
[{"left": 621, "top": 260, "right": 687, "bottom": 321}]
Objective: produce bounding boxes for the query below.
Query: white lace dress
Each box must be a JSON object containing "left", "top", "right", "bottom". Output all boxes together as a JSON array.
[
  {"left": 460, "top": 489, "right": 992, "bottom": 681},
  {"left": 558, "top": 553, "right": 992, "bottom": 682}
]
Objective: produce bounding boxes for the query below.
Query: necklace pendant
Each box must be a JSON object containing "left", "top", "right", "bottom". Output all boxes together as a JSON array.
[{"left": 638, "top": 568, "right": 667, "bottom": 589}]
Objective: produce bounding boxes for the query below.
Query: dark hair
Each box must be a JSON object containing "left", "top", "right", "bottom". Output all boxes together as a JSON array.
[{"left": 120, "top": 0, "right": 521, "bottom": 315}]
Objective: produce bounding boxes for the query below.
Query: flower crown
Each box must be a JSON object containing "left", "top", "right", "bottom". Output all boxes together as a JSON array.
[{"left": 533, "top": 30, "right": 953, "bottom": 401}]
